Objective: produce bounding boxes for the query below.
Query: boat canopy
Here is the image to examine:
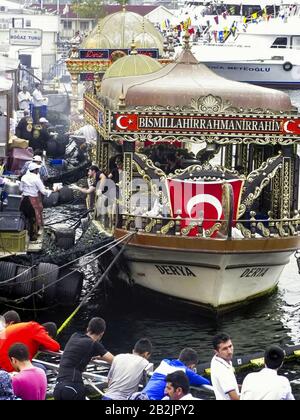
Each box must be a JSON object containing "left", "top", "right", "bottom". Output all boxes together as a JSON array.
[{"left": 101, "top": 39, "right": 293, "bottom": 112}]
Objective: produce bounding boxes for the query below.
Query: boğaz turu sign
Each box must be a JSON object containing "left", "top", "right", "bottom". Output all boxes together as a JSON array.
[{"left": 111, "top": 113, "right": 300, "bottom": 136}]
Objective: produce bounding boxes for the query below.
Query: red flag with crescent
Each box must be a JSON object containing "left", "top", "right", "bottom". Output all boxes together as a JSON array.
[
  {"left": 282, "top": 118, "right": 300, "bottom": 135},
  {"left": 114, "top": 114, "right": 138, "bottom": 131},
  {"left": 167, "top": 179, "right": 244, "bottom": 236}
]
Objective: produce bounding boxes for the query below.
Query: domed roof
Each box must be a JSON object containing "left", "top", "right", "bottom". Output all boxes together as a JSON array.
[
  {"left": 81, "top": 10, "right": 164, "bottom": 54},
  {"left": 100, "top": 43, "right": 293, "bottom": 112},
  {"left": 103, "top": 51, "right": 162, "bottom": 79}
]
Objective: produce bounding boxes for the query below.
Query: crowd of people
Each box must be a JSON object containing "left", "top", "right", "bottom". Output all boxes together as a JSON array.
[{"left": 0, "top": 310, "right": 295, "bottom": 400}]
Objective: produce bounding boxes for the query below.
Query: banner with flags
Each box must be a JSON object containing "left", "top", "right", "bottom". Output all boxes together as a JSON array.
[{"left": 167, "top": 179, "right": 244, "bottom": 236}]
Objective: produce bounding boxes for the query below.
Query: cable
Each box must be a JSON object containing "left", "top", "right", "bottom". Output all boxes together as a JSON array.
[
  {"left": 15, "top": 232, "right": 133, "bottom": 305},
  {"left": 57, "top": 231, "right": 135, "bottom": 335},
  {"left": 0, "top": 234, "right": 119, "bottom": 287}
]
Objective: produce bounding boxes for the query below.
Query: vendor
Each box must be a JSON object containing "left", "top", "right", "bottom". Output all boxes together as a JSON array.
[{"left": 19, "top": 163, "right": 54, "bottom": 241}]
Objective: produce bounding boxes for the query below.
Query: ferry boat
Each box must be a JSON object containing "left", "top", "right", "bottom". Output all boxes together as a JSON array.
[
  {"left": 188, "top": 3, "right": 300, "bottom": 89},
  {"left": 66, "top": 10, "right": 300, "bottom": 314}
]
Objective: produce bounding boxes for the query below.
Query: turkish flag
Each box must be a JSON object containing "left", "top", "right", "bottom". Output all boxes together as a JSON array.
[
  {"left": 282, "top": 118, "right": 300, "bottom": 135},
  {"left": 167, "top": 179, "right": 244, "bottom": 236},
  {"left": 114, "top": 114, "right": 138, "bottom": 131}
]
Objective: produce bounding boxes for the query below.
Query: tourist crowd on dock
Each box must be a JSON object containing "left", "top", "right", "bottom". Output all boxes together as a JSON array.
[{"left": 0, "top": 311, "right": 295, "bottom": 400}]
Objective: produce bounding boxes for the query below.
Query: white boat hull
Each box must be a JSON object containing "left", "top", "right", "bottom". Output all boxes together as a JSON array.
[
  {"left": 204, "top": 61, "right": 300, "bottom": 89},
  {"left": 114, "top": 229, "right": 300, "bottom": 313},
  {"left": 125, "top": 246, "right": 291, "bottom": 311}
]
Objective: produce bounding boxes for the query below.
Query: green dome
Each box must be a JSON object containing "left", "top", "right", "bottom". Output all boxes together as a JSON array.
[
  {"left": 103, "top": 52, "right": 162, "bottom": 79},
  {"left": 81, "top": 10, "right": 163, "bottom": 54}
]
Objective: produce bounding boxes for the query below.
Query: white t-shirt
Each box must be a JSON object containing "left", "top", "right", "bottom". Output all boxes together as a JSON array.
[
  {"left": 210, "top": 355, "right": 239, "bottom": 400},
  {"left": 105, "top": 353, "right": 152, "bottom": 400},
  {"left": 240, "top": 367, "right": 294, "bottom": 400}
]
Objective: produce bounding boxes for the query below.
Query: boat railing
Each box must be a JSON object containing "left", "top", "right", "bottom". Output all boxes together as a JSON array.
[{"left": 117, "top": 211, "right": 300, "bottom": 239}]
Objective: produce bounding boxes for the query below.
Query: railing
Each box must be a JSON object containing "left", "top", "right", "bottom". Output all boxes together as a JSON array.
[{"left": 116, "top": 211, "right": 300, "bottom": 239}]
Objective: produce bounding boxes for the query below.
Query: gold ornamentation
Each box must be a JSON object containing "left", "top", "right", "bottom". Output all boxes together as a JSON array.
[
  {"left": 160, "top": 220, "right": 175, "bottom": 235},
  {"left": 205, "top": 223, "right": 222, "bottom": 237},
  {"left": 257, "top": 222, "right": 270, "bottom": 237},
  {"left": 181, "top": 222, "right": 197, "bottom": 236},
  {"left": 190, "top": 95, "right": 239, "bottom": 113},
  {"left": 236, "top": 223, "right": 251, "bottom": 238},
  {"left": 239, "top": 157, "right": 283, "bottom": 217},
  {"left": 145, "top": 218, "right": 157, "bottom": 233}
]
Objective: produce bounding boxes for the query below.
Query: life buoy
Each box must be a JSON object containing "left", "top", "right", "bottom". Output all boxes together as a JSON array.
[{"left": 283, "top": 61, "right": 293, "bottom": 71}]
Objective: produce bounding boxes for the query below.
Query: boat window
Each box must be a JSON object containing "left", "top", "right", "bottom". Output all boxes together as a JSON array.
[
  {"left": 271, "top": 37, "right": 288, "bottom": 49},
  {"left": 291, "top": 36, "right": 300, "bottom": 49}
]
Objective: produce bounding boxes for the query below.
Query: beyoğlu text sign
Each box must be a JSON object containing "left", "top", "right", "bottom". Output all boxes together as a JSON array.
[
  {"left": 111, "top": 113, "right": 300, "bottom": 137},
  {"left": 9, "top": 28, "right": 42, "bottom": 46}
]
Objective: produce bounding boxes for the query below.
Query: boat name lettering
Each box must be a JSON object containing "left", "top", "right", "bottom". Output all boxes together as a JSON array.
[
  {"left": 155, "top": 264, "right": 196, "bottom": 277},
  {"left": 209, "top": 64, "right": 271, "bottom": 73},
  {"left": 240, "top": 267, "right": 269, "bottom": 278},
  {"left": 138, "top": 117, "right": 280, "bottom": 133},
  {"left": 113, "top": 114, "right": 285, "bottom": 135}
]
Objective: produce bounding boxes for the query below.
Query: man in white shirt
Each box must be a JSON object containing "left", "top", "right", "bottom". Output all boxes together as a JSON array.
[
  {"left": 32, "top": 83, "right": 47, "bottom": 123},
  {"left": 103, "top": 338, "right": 152, "bottom": 400},
  {"left": 210, "top": 332, "right": 240, "bottom": 400},
  {"left": 19, "top": 162, "right": 53, "bottom": 241},
  {"left": 240, "top": 345, "right": 294, "bottom": 400},
  {"left": 18, "top": 86, "right": 32, "bottom": 112}
]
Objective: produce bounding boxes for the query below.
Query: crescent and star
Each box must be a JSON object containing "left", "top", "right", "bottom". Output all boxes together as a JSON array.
[{"left": 186, "top": 194, "right": 223, "bottom": 219}]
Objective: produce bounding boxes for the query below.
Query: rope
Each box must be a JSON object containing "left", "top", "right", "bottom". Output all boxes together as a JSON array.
[
  {"left": 0, "top": 234, "right": 118, "bottom": 287},
  {"left": 57, "top": 231, "right": 135, "bottom": 335},
  {"left": 15, "top": 232, "right": 132, "bottom": 305}
]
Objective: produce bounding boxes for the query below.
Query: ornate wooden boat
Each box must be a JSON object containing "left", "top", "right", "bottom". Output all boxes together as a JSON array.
[{"left": 68, "top": 14, "right": 300, "bottom": 313}]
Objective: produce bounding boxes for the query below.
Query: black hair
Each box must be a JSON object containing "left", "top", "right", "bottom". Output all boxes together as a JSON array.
[
  {"left": 165, "top": 370, "right": 190, "bottom": 395},
  {"left": 33, "top": 149, "right": 43, "bottom": 156},
  {"left": 89, "top": 165, "right": 100, "bottom": 173},
  {"left": 178, "top": 348, "right": 198, "bottom": 366},
  {"left": 212, "top": 333, "right": 231, "bottom": 351},
  {"left": 264, "top": 345, "right": 285, "bottom": 370},
  {"left": 42, "top": 322, "right": 57, "bottom": 339},
  {"left": 87, "top": 317, "right": 106, "bottom": 335},
  {"left": 134, "top": 338, "right": 152, "bottom": 355},
  {"left": 2, "top": 310, "right": 20, "bottom": 325},
  {"left": 8, "top": 343, "right": 29, "bottom": 362}
]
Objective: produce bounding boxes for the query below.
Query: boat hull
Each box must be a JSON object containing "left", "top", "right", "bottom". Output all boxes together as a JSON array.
[
  {"left": 204, "top": 61, "right": 300, "bottom": 89},
  {"left": 115, "top": 229, "right": 300, "bottom": 313}
]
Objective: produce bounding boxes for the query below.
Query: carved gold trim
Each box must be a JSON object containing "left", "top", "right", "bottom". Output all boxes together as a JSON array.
[
  {"left": 257, "top": 222, "right": 270, "bottom": 238},
  {"left": 145, "top": 219, "right": 157, "bottom": 233},
  {"left": 239, "top": 157, "right": 283, "bottom": 217},
  {"left": 160, "top": 221, "right": 175, "bottom": 235},
  {"left": 205, "top": 223, "right": 222, "bottom": 237},
  {"left": 236, "top": 223, "right": 252, "bottom": 238},
  {"left": 181, "top": 222, "right": 198, "bottom": 236}
]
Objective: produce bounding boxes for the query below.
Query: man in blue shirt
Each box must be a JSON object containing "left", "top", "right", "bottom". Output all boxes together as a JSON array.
[{"left": 142, "top": 348, "right": 210, "bottom": 400}]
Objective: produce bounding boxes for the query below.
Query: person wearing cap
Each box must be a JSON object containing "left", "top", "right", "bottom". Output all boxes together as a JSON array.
[
  {"left": 19, "top": 162, "right": 54, "bottom": 241},
  {"left": 240, "top": 345, "right": 295, "bottom": 400},
  {"left": 20, "top": 152, "right": 48, "bottom": 182},
  {"left": 31, "top": 118, "right": 50, "bottom": 151}
]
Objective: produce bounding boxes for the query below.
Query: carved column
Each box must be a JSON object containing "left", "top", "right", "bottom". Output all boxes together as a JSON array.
[
  {"left": 280, "top": 157, "right": 292, "bottom": 219},
  {"left": 71, "top": 73, "right": 79, "bottom": 114},
  {"left": 122, "top": 150, "right": 133, "bottom": 215},
  {"left": 97, "top": 140, "right": 109, "bottom": 174},
  {"left": 225, "top": 145, "right": 233, "bottom": 169}
]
